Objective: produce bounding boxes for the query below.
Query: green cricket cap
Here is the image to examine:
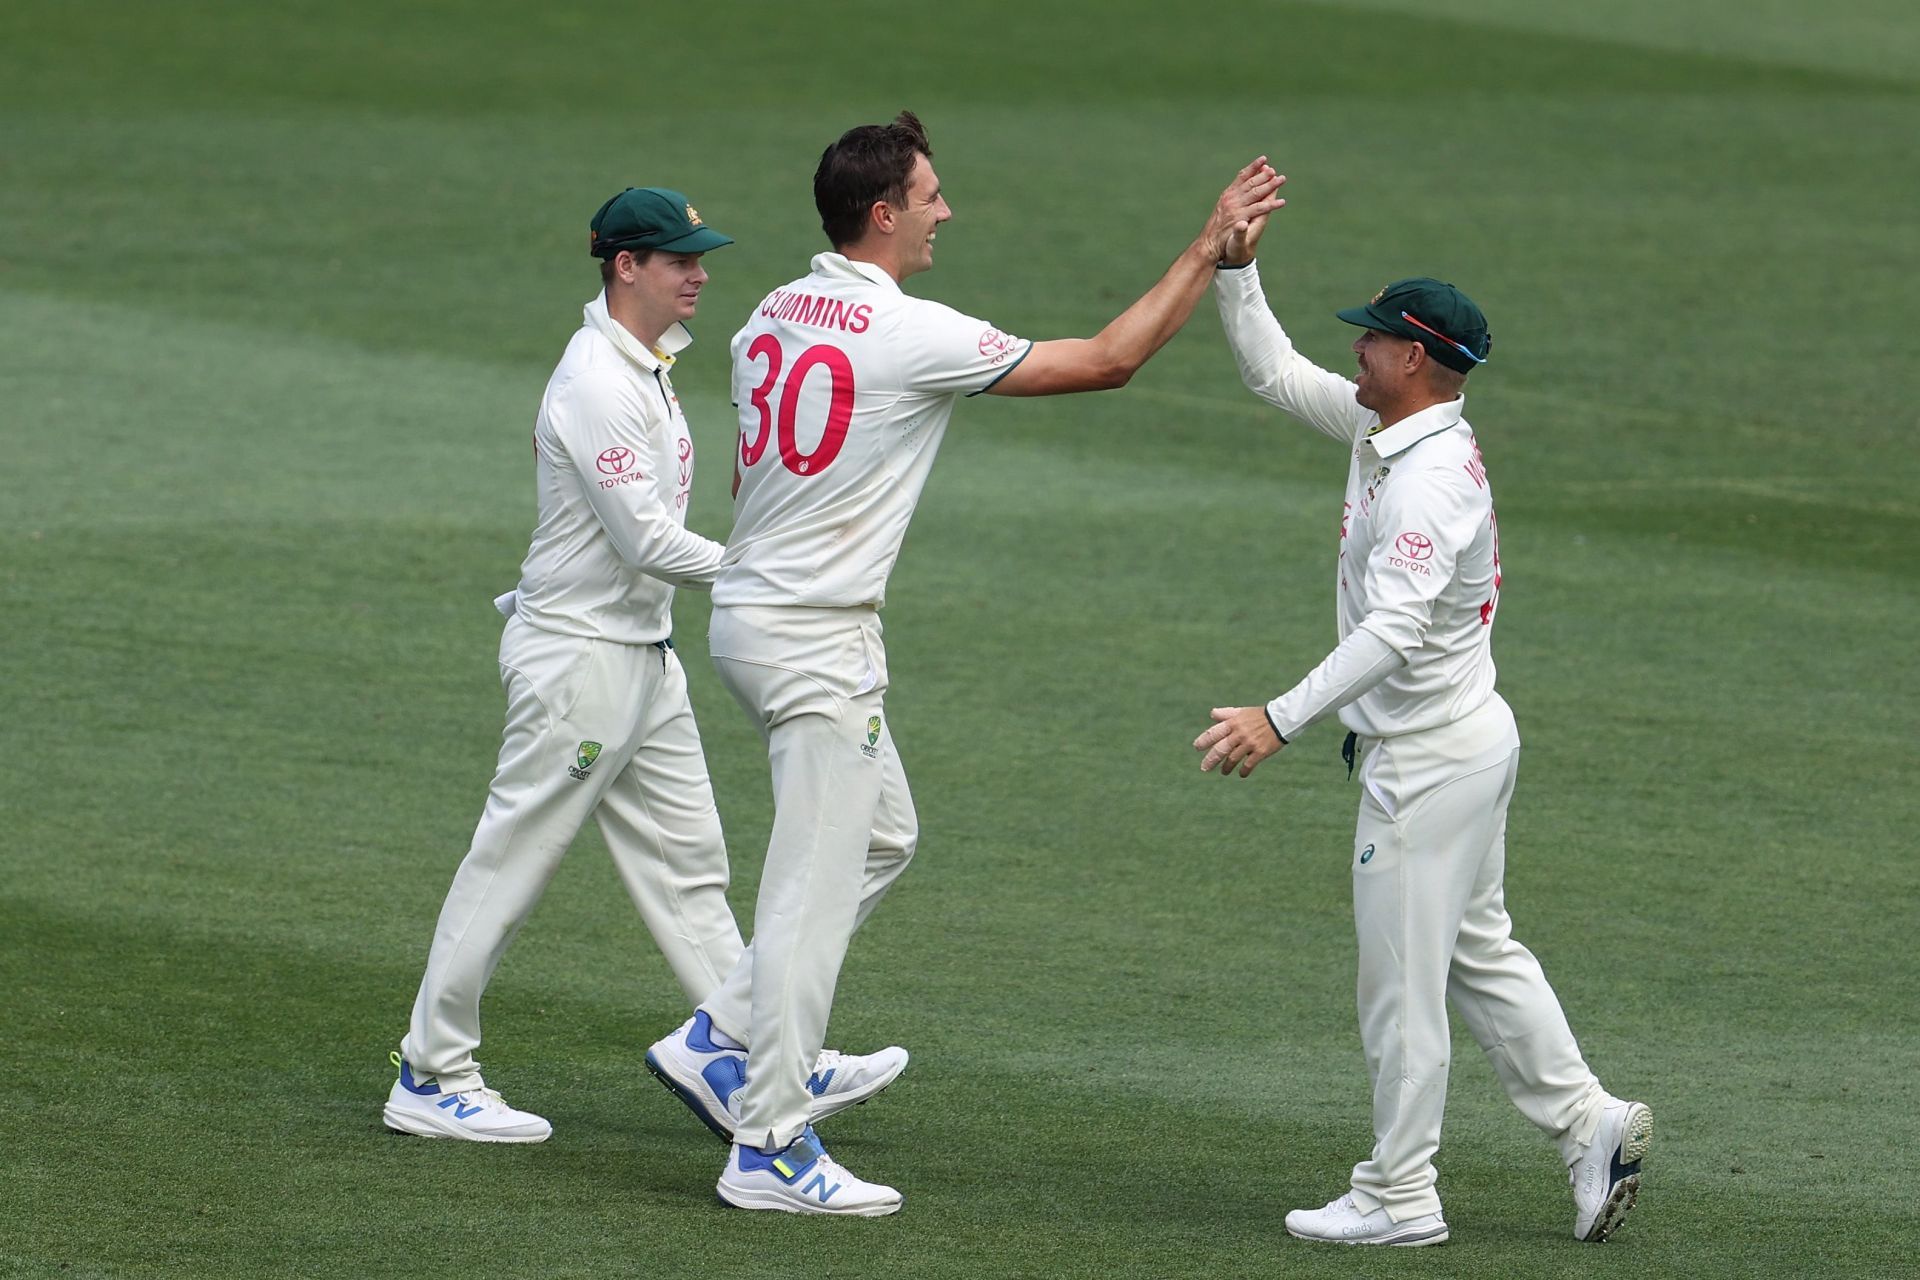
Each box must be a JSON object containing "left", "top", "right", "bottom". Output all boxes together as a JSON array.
[
  {"left": 1336, "top": 277, "right": 1491, "bottom": 374},
  {"left": 588, "top": 187, "right": 733, "bottom": 259}
]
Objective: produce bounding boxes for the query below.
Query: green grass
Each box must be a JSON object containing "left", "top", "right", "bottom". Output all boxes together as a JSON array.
[{"left": 3, "top": 2, "right": 1916, "bottom": 1276}]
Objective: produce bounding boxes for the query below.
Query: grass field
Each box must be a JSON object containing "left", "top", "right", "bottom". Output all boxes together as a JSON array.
[{"left": 4, "top": 2, "right": 1917, "bottom": 1276}]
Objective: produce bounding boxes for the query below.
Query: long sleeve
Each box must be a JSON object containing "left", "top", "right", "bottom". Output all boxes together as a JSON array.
[
  {"left": 1213, "top": 262, "right": 1375, "bottom": 445},
  {"left": 548, "top": 372, "right": 726, "bottom": 587},
  {"left": 1352, "top": 471, "right": 1480, "bottom": 658},
  {"left": 1267, "top": 627, "right": 1406, "bottom": 739}
]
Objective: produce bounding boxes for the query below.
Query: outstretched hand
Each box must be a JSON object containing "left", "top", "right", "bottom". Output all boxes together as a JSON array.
[
  {"left": 1203, "top": 159, "right": 1286, "bottom": 265},
  {"left": 1194, "top": 705, "right": 1286, "bottom": 778}
]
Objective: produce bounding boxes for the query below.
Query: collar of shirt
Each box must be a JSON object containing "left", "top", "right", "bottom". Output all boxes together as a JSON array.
[
  {"left": 1364, "top": 396, "right": 1468, "bottom": 459},
  {"left": 583, "top": 290, "right": 693, "bottom": 373},
  {"left": 811, "top": 252, "right": 903, "bottom": 294}
]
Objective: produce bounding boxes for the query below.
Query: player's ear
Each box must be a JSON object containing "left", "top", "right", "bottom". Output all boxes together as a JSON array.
[{"left": 870, "top": 200, "right": 895, "bottom": 237}]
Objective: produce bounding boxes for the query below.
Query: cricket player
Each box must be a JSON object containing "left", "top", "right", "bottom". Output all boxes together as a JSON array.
[
  {"left": 1192, "top": 197, "right": 1652, "bottom": 1244},
  {"left": 642, "top": 112, "right": 1286, "bottom": 1214},
  {"left": 383, "top": 188, "right": 899, "bottom": 1143}
]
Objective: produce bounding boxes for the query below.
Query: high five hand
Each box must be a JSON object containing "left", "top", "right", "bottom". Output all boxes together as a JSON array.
[{"left": 1204, "top": 158, "right": 1286, "bottom": 265}]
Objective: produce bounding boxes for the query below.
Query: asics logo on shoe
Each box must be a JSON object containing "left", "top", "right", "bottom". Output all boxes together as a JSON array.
[{"left": 437, "top": 1096, "right": 485, "bottom": 1120}]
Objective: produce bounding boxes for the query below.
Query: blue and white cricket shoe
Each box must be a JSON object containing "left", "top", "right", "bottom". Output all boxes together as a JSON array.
[
  {"left": 382, "top": 1052, "right": 552, "bottom": 1143},
  {"left": 1571, "top": 1097, "right": 1653, "bottom": 1242},
  {"left": 643, "top": 1011, "right": 908, "bottom": 1141},
  {"left": 716, "top": 1126, "right": 902, "bottom": 1216}
]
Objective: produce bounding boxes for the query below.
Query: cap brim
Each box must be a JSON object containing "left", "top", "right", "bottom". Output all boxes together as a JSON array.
[
  {"left": 1335, "top": 303, "right": 1414, "bottom": 337},
  {"left": 654, "top": 227, "right": 733, "bottom": 254}
]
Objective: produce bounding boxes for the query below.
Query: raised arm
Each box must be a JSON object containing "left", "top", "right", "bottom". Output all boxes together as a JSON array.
[
  {"left": 1213, "top": 203, "right": 1376, "bottom": 444},
  {"left": 986, "top": 158, "right": 1285, "bottom": 397}
]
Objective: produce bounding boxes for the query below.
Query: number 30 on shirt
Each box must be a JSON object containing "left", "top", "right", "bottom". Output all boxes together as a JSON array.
[{"left": 739, "top": 335, "right": 854, "bottom": 480}]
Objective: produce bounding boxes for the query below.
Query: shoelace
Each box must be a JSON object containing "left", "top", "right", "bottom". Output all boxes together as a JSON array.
[
  {"left": 810, "top": 1153, "right": 856, "bottom": 1185},
  {"left": 455, "top": 1087, "right": 511, "bottom": 1111}
]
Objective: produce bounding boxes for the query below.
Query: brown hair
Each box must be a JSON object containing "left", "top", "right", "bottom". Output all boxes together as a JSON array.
[{"left": 813, "top": 110, "right": 932, "bottom": 248}]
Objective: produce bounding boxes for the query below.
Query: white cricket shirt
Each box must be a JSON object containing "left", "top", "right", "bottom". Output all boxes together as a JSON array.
[
  {"left": 1214, "top": 263, "right": 1503, "bottom": 740},
  {"left": 513, "top": 291, "right": 725, "bottom": 644},
  {"left": 713, "top": 253, "right": 1031, "bottom": 609}
]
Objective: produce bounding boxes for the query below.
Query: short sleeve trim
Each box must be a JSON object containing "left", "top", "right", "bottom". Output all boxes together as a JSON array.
[{"left": 966, "top": 341, "right": 1034, "bottom": 397}]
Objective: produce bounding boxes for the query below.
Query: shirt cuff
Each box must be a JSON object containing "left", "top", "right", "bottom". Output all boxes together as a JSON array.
[{"left": 1213, "top": 258, "right": 1265, "bottom": 294}]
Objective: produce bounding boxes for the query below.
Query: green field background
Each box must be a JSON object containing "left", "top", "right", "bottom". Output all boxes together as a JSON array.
[{"left": 3, "top": 2, "right": 1916, "bottom": 1276}]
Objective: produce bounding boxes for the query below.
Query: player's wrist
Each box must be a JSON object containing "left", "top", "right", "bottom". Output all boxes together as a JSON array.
[{"left": 1187, "top": 235, "right": 1224, "bottom": 268}]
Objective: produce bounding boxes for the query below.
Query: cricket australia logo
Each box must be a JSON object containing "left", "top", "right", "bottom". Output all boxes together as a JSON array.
[
  {"left": 861, "top": 715, "right": 882, "bottom": 759},
  {"left": 568, "top": 741, "right": 603, "bottom": 781}
]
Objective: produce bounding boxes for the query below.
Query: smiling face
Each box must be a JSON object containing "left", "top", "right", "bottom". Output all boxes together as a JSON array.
[
  {"left": 889, "top": 152, "right": 951, "bottom": 278},
  {"left": 1351, "top": 327, "right": 1419, "bottom": 413}
]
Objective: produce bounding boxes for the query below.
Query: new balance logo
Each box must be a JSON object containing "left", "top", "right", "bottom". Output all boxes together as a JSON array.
[
  {"left": 437, "top": 1096, "right": 484, "bottom": 1120},
  {"left": 803, "top": 1173, "right": 841, "bottom": 1203}
]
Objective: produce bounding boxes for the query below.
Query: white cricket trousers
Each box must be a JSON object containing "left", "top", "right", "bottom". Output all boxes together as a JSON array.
[
  {"left": 400, "top": 615, "right": 744, "bottom": 1092},
  {"left": 1347, "top": 693, "right": 1606, "bottom": 1221},
  {"left": 698, "top": 603, "right": 918, "bottom": 1152}
]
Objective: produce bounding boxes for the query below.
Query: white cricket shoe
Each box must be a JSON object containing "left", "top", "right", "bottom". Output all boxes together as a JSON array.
[
  {"left": 1284, "top": 1192, "right": 1449, "bottom": 1246},
  {"left": 643, "top": 1010, "right": 908, "bottom": 1141},
  {"left": 1571, "top": 1097, "right": 1653, "bottom": 1242},
  {"left": 382, "top": 1053, "right": 551, "bottom": 1143},
  {"left": 716, "top": 1126, "right": 902, "bottom": 1216}
]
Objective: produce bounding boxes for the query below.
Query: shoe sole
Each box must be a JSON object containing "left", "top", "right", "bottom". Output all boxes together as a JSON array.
[
  {"left": 1285, "top": 1223, "right": 1449, "bottom": 1247},
  {"left": 644, "top": 1050, "right": 737, "bottom": 1142},
  {"left": 1584, "top": 1103, "right": 1653, "bottom": 1243},
  {"left": 644, "top": 1050, "right": 909, "bottom": 1144},
  {"left": 381, "top": 1103, "right": 551, "bottom": 1144},
  {"left": 715, "top": 1184, "right": 903, "bottom": 1217}
]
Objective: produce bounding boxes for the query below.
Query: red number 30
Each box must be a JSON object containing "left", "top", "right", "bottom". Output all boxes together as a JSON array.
[{"left": 741, "top": 335, "right": 854, "bottom": 478}]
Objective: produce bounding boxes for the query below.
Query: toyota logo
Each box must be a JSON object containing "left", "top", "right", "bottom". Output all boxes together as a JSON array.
[
  {"left": 1395, "top": 531, "right": 1434, "bottom": 560},
  {"left": 596, "top": 447, "right": 635, "bottom": 475},
  {"left": 978, "top": 327, "right": 1016, "bottom": 358}
]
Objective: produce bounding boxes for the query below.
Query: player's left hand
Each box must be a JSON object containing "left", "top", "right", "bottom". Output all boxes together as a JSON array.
[{"left": 1194, "top": 705, "right": 1286, "bottom": 778}]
